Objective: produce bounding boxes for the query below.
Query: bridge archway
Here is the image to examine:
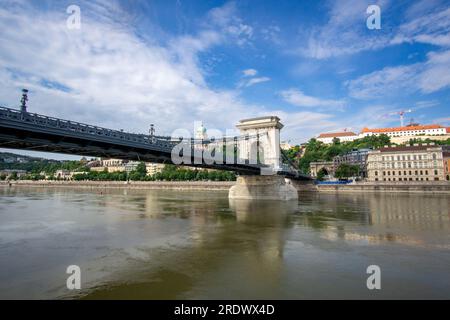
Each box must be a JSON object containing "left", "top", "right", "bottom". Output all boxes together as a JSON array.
[
  {"left": 309, "top": 161, "right": 334, "bottom": 178},
  {"left": 236, "top": 116, "right": 283, "bottom": 171}
]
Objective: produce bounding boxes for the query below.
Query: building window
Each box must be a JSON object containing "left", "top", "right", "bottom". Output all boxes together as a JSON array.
[
  {"left": 434, "top": 170, "right": 438, "bottom": 175},
  {"left": 375, "top": 171, "right": 378, "bottom": 176},
  {"left": 425, "top": 170, "right": 428, "bottom": 175}
]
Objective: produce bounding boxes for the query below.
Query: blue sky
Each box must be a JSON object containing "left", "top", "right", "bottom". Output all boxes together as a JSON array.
[{"left": 0, "top": 0, "right": 449, "bottom": 159}]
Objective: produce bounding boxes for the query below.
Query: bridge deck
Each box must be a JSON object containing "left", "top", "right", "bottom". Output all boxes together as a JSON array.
[{"left": 0, "top": 106, "right": 311, "bottom": 180}]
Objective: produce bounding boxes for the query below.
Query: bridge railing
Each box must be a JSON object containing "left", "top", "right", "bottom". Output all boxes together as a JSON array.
[
  {"left": 0, "top": 107, "right": 265, "bottom": 148},
  {"left": 0, "top": 106, "right": 178, "bottom": 149}
]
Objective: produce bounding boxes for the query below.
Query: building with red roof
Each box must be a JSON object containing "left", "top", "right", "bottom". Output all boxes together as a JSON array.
[{"left": 316, "top": 131, "right": 358, "bottom": 144}]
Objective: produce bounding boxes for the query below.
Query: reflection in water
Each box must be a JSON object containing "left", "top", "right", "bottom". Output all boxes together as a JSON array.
[{"left": 0, "top": 187, "right": 449, "bottom": 299}]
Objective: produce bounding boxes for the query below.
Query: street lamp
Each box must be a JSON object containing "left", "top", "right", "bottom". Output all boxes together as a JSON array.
[{"left": 20, "top": 89, "right": 28, "bottom": 113}]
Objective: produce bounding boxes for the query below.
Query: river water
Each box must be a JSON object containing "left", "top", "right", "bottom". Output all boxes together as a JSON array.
[{"left": 0, "top": 186, "right": 449, "bottom": 299}]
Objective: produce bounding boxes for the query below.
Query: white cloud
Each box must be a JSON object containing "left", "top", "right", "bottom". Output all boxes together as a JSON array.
[
  {"left": 261, "top": 25, "right": 281, "bottom": 44},
  {"left": 280, "top": 89, "right": 345, "bottom": 109},
  {"left": 297, "top": 0, "right": 390, "bottom": 59},
  {"left": 0, "top": 1, "right": 336, "bottom": 147},
  {"left": 419, "top": 50, "right": 450, "bottom": 93},
  {"left": 347, "top": 50, "right": 450, "bottom": 99},
  {"left": 391, "top": 6, "right": 450, "bottom": 47},
  {"left": 206, "top": 2, "right": 253, "bottom": 46},
  {"left": 237, "top": 69, "right": 270, "bottom": 88},
  {"left": 238, "top": 77, "right": 270, "bottom": 88},
  {"left": 0, "top": 3, "right": 260, "bottom": 136},
  {"left": 242, "top": 69, "right": 257, "bottom": 77},
  {"left": 297, "top": 0, "right": 449, "bottom": 59}
]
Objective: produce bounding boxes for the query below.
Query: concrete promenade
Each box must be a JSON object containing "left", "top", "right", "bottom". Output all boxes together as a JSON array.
[
  {"left": 2, "top": 180, "right": 449, "bottom": 194},
  {"left": 1, "top": 180, "right": 235, "bottom": 191},
  {"left": 316, "top": 181, "right": 450, "bottom": 194}
]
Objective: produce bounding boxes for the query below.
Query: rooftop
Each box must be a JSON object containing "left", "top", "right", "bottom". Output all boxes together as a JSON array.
[
  {"left": 361, "top": 124, "right": 444, "bottom": 133},
  {"left": 373, "top": 144, "right": 447, "bottom": 153},
  {"left": 317, "top": 132, "right": 357, "bottom": 138}
]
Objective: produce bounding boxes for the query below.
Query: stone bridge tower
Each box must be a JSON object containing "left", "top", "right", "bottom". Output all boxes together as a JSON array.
[
  {"left": 229, "top": 116, "right": 298, "bottom": 201},
  {"left": 235, "top": 116, "right": 283, "bottom": 172}
]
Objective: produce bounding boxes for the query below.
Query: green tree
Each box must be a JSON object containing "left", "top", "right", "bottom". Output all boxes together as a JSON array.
[
  {"left": 135, "top": 162, "right": 147, "bottom": 176},
  {"left": 332, "top": 137, "right": 340, "bottom": 145},
  {"left": 316, "top": 168, "right": 327, "bottom": 181},
  {"left": 334, "top": 164, "right": 359, "bottom": 179}
]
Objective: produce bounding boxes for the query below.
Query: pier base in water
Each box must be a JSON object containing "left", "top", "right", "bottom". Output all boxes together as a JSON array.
[{"left": 228, "top": 175, "right": 298, "bottom": 201}]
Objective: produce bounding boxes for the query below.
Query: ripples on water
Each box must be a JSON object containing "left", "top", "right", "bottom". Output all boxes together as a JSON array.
[{"left": 0, "top": 186, "right": 449, "bottom": 299}]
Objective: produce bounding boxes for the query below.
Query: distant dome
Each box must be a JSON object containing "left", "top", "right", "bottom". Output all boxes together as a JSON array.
[
  {"left": 196, "top": 124, "right": 206, "bottom": 134},
  {"left": 195, "top": 123, "right": 207, "bottom": 139}
]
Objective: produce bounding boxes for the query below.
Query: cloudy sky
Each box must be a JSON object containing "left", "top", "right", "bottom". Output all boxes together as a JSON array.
[{"left": 0, "top": 0, "right": 449, "bottom": 159}]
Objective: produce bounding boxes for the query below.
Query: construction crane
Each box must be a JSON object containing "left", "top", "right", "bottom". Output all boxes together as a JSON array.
[{"left": 386, "top": 109, "right": 412, "bottom": 127}]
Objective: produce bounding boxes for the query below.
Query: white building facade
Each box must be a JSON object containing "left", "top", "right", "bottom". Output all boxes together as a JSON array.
[
  {"left": 360, "top": 124, "right": 448, "bottom": 138},
  {"left": 317, "top": 132, "right": 359, "bottom": 144},
  {"left": 366, "top": 144, "right": 449, "bottom": 182}
]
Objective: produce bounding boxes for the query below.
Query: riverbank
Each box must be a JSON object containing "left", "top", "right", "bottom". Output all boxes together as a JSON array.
[
  {"left": 316, "top": 181, "right": 450, "bottom": 194},
  {"left": 2, "top": 180, "right": 449, "bottom": 194},
  {"left": 1, "top": 180, "right": 235, "bottom": 191}
]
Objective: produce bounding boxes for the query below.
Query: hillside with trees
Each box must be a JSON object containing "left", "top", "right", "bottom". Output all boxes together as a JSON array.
[{"left": 290, "top": 135, "right": 391, "bottom": 174}]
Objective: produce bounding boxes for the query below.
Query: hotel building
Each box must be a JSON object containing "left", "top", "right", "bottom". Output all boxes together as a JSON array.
[{"left": 367, "top": 144, "right": 450, "bottom": 182}]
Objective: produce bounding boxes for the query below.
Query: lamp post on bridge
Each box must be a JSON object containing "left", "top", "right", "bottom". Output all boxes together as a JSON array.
[
  {"left": 149, "top": 124, "right": 154, "bottom": 136},
  {"left": 20, "top": 89, "right": 28, "bottom": 113},
  {"left": 149, "top": 124, "right": 155, "bottom": 142}
]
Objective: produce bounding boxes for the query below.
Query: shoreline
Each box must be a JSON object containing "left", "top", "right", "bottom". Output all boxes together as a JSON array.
[
  {"left": 1, "top": 180, "right": 235, "bottom": 191},
  {"left": 2, "top": 180, "right": 449, "bottom": 194},
  {"left": 316, "top": 181, "right": 450, "bottom": 194}
]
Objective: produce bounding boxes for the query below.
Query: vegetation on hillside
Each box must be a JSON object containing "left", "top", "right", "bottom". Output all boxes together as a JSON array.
[
  {"left": 334, "top": 163, "right": 360, "bottom": 179},
  {"left": 0, "top": 157, "right": 89, "bottom": 174},
  {"left": 405, "top": 137, "right": 450, "bottom": 146},
  {"left": 287, "top": 135, "right": 391, "bottom": 174}
]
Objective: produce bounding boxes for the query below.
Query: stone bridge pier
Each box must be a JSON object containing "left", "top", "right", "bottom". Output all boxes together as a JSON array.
[{"left": 229, "top": 116, "right": 298, "bottom": 201}]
